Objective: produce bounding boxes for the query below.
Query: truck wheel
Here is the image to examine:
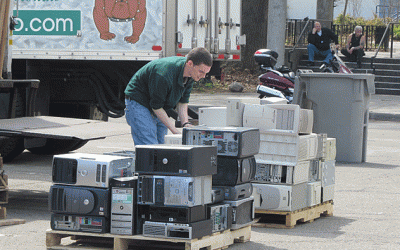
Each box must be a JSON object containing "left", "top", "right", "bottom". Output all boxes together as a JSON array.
[
  {"left": 0, "top": 137, "right": 25, "bottom": 163},
  {"left": 27, "top": 139, "right": 88, "bottom": 155}
]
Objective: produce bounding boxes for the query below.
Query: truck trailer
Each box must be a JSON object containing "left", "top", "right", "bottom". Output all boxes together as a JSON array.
[{"left": 0, "top": 0, "right": 244, "bottom": 162}]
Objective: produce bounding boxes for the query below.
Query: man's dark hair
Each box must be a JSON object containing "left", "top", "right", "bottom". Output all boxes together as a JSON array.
[{"left": 186, "top": 47, "right": 213, "bottom": 67}]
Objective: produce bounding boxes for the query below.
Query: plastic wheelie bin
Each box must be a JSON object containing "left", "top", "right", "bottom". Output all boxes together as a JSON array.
[{"left": 293, "top": 73, "right": 375, "bottom": 163}]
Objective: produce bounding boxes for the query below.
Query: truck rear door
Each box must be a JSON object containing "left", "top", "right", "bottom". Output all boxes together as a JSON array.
[{"left": 176, "top": 0, "right": 244, "bottom": 60}]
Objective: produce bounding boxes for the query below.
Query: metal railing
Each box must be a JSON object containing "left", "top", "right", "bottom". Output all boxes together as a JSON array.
[
  {"left": 287, "top": 17, "right": 312, "bottom": 69},
  {"left": 286, "top": 19, "right": 395, "bottom": 52},
  {"left": 371, "top": 21, "right": 400, "bottom": 73},
  {"left": 286, "top": 19, "right": 400, "bottom": 70}
]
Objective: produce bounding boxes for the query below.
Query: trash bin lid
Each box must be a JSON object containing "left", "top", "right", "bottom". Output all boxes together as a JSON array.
[{"left": 299, "top": 73, "right": 375, "bottom": 95}]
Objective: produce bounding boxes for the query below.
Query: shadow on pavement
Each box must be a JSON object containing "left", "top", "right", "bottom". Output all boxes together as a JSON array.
[
  {"left": 251, "top": 215, "right": 355, "bottom": 239},
  {"left": 336, "top": 162, "right": 399, "bottom": 169}
]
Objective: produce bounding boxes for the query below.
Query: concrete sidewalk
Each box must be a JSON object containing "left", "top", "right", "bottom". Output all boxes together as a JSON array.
[
  {"left": 364, "top": 40, "right": 400, "bottom": 58},
  {"left": 369, "top": 94, "right": 400, "bottom": 121}
]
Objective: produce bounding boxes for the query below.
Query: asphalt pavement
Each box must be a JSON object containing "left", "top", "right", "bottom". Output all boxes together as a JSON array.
[{"left": 0, "top": 92, "right": 399, "bottom": 250}]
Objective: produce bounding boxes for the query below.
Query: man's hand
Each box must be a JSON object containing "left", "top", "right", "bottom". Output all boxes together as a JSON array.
[
  {"left": 312, "top": 28, "right": 317, "bottom": 34},
  {"left": 153, "top": 108, "right": 180, "bottom": 134}
]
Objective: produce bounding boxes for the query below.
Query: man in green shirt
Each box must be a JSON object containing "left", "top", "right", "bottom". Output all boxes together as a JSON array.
[{"left": 124, "top": 47, "right": 212, "bottom": 145}]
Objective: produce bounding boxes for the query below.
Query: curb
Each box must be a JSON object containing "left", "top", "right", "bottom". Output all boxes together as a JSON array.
[{"left": 369, "top": 112, "right": 400, "bottom": 122}]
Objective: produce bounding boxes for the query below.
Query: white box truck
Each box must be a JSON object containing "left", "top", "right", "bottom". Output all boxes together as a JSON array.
[{"left": 0, "top": 0, "right": 244, "bottom": 161}]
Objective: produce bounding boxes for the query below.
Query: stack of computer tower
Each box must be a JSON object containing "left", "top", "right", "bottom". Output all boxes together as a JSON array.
[
  {"left": 182, "top": 126, "right": 260, "bottom": 230},
  {"left": 242, "top": 103, "right": 336, "bottom": 212},
  {"left": 49, "top": 153, "right": 134, "bottom": 233},
  {"left": 313, "top": 133, "right": 337, "bottom": 203},
  {"left": 134, "top": 144, "right": 218, "bottom": 239}
]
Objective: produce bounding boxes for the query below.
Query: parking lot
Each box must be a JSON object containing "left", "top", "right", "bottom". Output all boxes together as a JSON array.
[{"left": 0, "top": 93, "right": 399, "bottom": 249}]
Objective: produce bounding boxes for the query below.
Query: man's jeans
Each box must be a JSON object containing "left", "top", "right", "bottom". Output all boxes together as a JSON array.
[
  {"left": 125, "top": 99, "right": 168, "bottom": 145},
  {"left": 307, "top": 43, "right": 333, "bottom": 64}
]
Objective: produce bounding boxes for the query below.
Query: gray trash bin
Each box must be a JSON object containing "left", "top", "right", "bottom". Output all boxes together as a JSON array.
[{"left": 293, "top": 73, "right": 375, "bottom": 163}]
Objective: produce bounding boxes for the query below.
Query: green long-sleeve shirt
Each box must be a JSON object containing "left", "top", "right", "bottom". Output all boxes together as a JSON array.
[{"left": 124, "top": 56, "right": 194, "bottom": 115}]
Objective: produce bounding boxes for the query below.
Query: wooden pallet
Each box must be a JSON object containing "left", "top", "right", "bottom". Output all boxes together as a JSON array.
[
  {"left": 0, "top": 173, "right": 8, "bottom": 189},
  {"left": 0, "top": 170, "right": 9, "bottom": 205},
  {"left": 0, "top": 188, "right": 8, "bottom": 205},
  {"left": 0, "top": 206, "right": 5, "bottom": 220},
  {"left": 0, "top": 158, "right": 7, "bottom": 219},
  {"left": 253, "top": 200, "right": 334, "bottom": 229},
  {"left": 46, "top": 225, "right": 251, "bottom": 250},
  {"left": 0, "top": 218, "right": 26, "bottom": 227},
  {"left": 0, "top": 203, "right": 27, "bottom": 227}
]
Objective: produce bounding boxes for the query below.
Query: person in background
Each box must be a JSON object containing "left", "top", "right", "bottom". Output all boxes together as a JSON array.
[
  {"left": 341, "top": 26, "right": 366, "bottom": 68},
  {"left": 307, "top": 21, "right": 339, "bottom": 67},
  {"left": 124, "top": 47, "right": 212, "bottom": 146}
]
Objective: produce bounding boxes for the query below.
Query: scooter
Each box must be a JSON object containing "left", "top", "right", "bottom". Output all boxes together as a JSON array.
[{"left": 253, "top": 49, "right": 296, "bottom": 103}]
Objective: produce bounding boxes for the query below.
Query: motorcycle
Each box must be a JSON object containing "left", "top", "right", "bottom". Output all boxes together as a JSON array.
[
  {"left": 253, "top": 49, "right": 296, "bottom": 103},
  {"left": 319, "top": 44, "right": 353, "bottom": 74}
]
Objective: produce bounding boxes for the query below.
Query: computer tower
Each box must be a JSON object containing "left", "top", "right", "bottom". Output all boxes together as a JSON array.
[
  {"left": 110, "top": 176, "right": 138, "bottom": 235},
  {"left": 52, "top": 153, "right": 134, "bottom": 188},
  {"left": 321, "top": 160, "right": 336, "bottom": 187},
  {"left": 213, "top": 156, "right": 256, "bottom": 186},
  {"left": 164, "top": 134, "right": 183, "bottom": 145},
  {"left": 51, "top": 213, "right": 109, "bottom": 233},
  {"left": 49, "top": 185, "right": 110, "bottom": 217},
  {"left": 223, "top": 196, "right": 254, "bottom": 229},
  {"left": 135, "top": 144, "right": 217, "bottom": 177},
  {"left": 182, "top": 126, "right": 260, "bottom": 158},
  {"left": 256, "top": 132, "right": 319, "bottom": 166},
  {"left": 252, "top": 183, "right": 308, "bottom": 212},
  {"left": 324, "top": 138, "right": 337, "bottom": 161},
  {"left": 137, "top": 175, "right": 212, "bottom": 207},
  {"left": 316, "top": 134, "right": 336, "bottom": 161},
  {"left": 253, "top": 160, "right": 310, "bottom": 185},
  {"left": 142, "top": 219, "right": 213, "bottom": 239},
  {"left": 198, "top": 107, "right": 227, "bottom": 127},
  {"left": 211, "top": 187, "right": 225, "bottom": 204},
  {"left": 208, "top": 203, "right": 233, "bottom": 233},
  {"left": 243, "top": 104, "right": 313, "bottom": 135},
  {"left": 213, "top": 183, "right": 253, "bottom": 201},
  {"left": 136, "top": 205, "right": 150, "bottom": 235},
  {"left": 307, "top": 181, "right": 322, "bottom": 207},
  {"left": 322, "top": 184, "right": 335, "bottom": 202},
  {"left": 146, "top": 205, "right": 208, "bottom": 224},
  {"left": 226, "top": 97, "right": 260, "bottom": 127},
  {"left": 103, "top": 150, "right": 135, "bottom": 172},
  {"left": 309, "top": 159, "right": 322, "bottom": 182}
]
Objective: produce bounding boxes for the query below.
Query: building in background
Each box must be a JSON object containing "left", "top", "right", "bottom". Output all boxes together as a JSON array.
[
  {"left": 288, "top": 0, "right": 380, "bottom": 20},
  {"left": 376, "top": 0, "right": 400, "bottom": 19},
  {"left": 287, "top": 0, "right": 317, "bottom": 19}
]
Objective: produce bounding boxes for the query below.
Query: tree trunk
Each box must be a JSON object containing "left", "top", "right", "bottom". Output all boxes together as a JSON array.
[
  {"left": 317, "top": 0, "right": 334, "bottom": 28},
  {"left": 267, "top": 0, "right": 287, "bottom": 67},
  {"left": 240, "top": 0, "right": 269, "bottom": 70}
]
